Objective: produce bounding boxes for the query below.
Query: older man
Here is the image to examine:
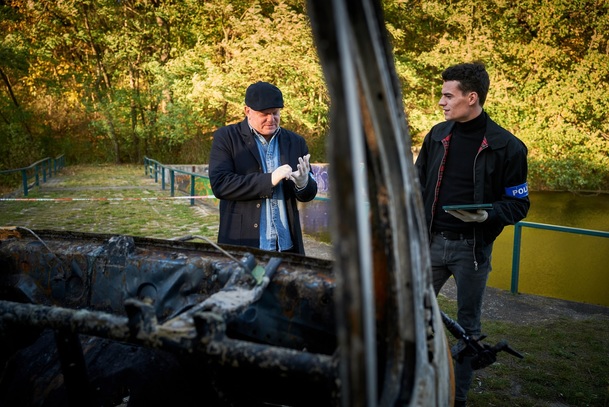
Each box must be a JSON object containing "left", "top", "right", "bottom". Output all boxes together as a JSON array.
[{"left": 209, "top": 81, "right": 317, "bottom": 254}]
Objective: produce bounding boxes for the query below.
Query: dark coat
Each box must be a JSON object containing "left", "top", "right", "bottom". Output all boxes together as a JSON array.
[
  {"left": 209, "top": 118, "right": 317, "bottom": 254},
  {"left": 415, "top": 113, "right": 530, "bottom": 245}
]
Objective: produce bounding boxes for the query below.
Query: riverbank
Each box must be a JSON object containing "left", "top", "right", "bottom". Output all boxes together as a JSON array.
[{"left": 304, "top": 233, "right": 609, "bottom": 406}]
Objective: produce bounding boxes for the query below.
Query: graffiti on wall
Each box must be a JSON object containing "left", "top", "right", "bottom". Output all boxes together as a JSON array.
[{"left": 311, "top": 164, "right": 330, "bottom": 196}]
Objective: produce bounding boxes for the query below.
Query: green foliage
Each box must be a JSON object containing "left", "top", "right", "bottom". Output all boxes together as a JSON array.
[
  {"left": 0, "top": 114, "right": 42, "bottom": 169},
  {"left": 0, "top": 0, "right": 608, "bottom": 190}
]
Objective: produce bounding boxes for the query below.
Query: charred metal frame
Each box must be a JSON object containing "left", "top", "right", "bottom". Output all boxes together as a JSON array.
[{"left": 307, "top": 0, "right": 452, "bottom": 405}]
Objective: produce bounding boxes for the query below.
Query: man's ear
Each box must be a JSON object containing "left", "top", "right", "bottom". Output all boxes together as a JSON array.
[{"left": 468, "top": 92, "right": 479, "bottom": 106}]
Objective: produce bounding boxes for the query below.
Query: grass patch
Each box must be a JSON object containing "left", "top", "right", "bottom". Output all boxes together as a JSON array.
[
  {"left": 438, "top": 296, "right": 609, "bottom": 406},
  {"left": 58, "top": 164, "right": 147, "bottom": 187},
  {"left": 0, "top": 164, "right": 219, "bottom": 240}
]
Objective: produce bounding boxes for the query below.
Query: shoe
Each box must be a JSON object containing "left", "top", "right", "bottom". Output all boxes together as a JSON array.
[{"left": 454, "top": 400, "right": 466, "bottom": 407}]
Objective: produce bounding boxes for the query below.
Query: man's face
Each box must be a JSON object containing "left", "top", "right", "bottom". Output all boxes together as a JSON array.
[
  {"left": 245, "top": 106, "right": 281, "bottom": 136},
  {"left": 439, "top": 80, "right": 479, "bottom": 123}
]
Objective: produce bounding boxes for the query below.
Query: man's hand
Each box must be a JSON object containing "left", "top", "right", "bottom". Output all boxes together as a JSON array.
[
  {"left": 290, "top": 154, "right": 311, "bottom": 189},
  {"left": 446, "top": 209, "right": 488, "bottom": 223},
  {"left": 272, "top": 164, "right": 294, "bottom": 186}
]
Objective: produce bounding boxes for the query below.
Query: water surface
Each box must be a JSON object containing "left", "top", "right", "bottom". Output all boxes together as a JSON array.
[{"left": 300, "top": 191, "right": 609, "bottom": 306}]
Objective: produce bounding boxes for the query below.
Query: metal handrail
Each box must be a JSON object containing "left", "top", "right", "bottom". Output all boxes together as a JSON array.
[
  {"left": 0, "top": 155, "right": 65, "bottom": 196},
  {"left": 511, "top": 221, "right": 609, "bottom": 294},
  {"left": 144, "top": 157, "right": 332, "bottom": 206},
  {"left": 144, "top": 156, "right": 209, "bottom": 205}
]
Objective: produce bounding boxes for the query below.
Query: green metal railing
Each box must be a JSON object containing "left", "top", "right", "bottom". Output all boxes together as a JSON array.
[
  {"left": 144, "top": 156, "right": 215, "bottom": 206},
  {"left": 0, "top": 155, "right": 65, "bottom": 196},
  {"left": 510, "top": 221, "right": 609, "bottom": 294},
  {"left": 144, "top": 157, "right": 332, "bottom": 206}
]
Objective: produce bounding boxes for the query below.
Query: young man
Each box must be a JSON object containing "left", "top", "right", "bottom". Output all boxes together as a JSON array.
[
  {"left": 209, "top": 81, "right": 317, "bottom": 255},
  {"left": 415, "top": 62, "right": 530, "bottom": 406}
]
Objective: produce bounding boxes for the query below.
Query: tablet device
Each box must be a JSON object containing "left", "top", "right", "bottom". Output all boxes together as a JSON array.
[{"left": 442, "top": 203, "right": 493, "bottom": 211}]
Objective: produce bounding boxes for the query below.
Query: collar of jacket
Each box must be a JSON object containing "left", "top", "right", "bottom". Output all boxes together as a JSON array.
[{"left": 237, "top": 118, "right": 292, "bottom": 168}]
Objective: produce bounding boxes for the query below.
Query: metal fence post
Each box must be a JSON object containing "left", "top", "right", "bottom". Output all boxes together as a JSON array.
[
  {"left": 190, "top": 175, "right": 195, "bottom": 206},
  {"left": 511, "top": 223, "right": 523, "bottom": 294},
  {"left": 21, "top": 169, "right": 29, "bottom": 196}
]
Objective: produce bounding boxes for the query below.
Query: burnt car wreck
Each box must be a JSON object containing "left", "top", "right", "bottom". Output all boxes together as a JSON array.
[
  {"left": 0, "top": 229, "right": 339, "bottom": 406},
  {"left": 1, "top": 0, "right": 457, "bottom": 406}
]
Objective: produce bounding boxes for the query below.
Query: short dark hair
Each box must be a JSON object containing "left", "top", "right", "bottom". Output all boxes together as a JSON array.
[{"left": 442, "top": 62, "right": 490, "bottom": 107}]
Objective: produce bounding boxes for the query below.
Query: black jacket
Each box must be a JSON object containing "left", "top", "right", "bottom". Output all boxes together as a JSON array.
[
  {"left": 209, "top": 118, "right": 317, "bottom": 254},
  {"left": 415, "top": 113, "right": 530, "bottom": 245}
]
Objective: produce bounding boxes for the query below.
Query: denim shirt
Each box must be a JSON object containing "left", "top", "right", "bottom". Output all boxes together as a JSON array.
[{"left": 252, "top": 128, "right": 294, "bottom": 252}]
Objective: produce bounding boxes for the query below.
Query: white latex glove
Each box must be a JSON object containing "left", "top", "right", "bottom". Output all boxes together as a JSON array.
[
  {"left": 446, "top": 209, "right": 488, "bottom": 223},
  {"left": 271, "top": 164, "right": 294, "bottom": 186},
  {"left": 289, "top": 154, "right": 311, "bottom": 189}
]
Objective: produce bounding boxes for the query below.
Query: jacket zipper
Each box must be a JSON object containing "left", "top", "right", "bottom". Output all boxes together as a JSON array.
[{"left": 471, "top": 142, "right": 489, "bottom": 271}]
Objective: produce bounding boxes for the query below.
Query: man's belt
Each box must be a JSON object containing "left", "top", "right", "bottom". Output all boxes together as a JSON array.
[{"left": 434, "top": 230, "right": 474, "bottom": 240}]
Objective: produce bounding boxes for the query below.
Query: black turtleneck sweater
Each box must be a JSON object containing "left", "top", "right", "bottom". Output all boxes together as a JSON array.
[{"left": 433, "top": 111, "right": 487, "bottom": 233}]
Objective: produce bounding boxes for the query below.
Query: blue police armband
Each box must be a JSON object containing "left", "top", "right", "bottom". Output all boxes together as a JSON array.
[{"left": 505, "top": 182, "right": 528, "bottom": 198}]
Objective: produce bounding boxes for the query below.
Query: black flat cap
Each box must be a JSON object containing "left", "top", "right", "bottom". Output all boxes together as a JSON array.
[{"left": 245, "top": 81, "right": 284, "bottom": 111}]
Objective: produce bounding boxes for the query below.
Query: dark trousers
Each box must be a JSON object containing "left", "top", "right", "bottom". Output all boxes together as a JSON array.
[{"left": 430, "top": 233, "right": 493, "bottom": 402}]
